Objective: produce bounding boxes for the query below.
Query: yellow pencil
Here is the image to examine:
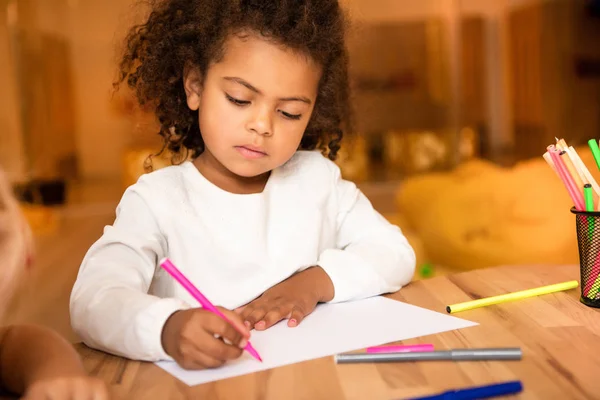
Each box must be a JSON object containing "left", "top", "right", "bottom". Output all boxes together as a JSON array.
[
  {"left": 556, "top": 137, "right": 568, "bottom": 151},
  {"left": 561, "top": 151, "right": 585, "bottom": 194},
  {"left": 446, "top": 280, "right": 579, "bottom": 313}
]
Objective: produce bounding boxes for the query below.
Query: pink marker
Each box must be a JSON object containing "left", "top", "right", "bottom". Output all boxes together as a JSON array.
[
  {"left": 159, "top": 258, "right": 262, "bottom": 362},
  {"left": 366, "top": 344, "right": 434, "bottom": 354}
]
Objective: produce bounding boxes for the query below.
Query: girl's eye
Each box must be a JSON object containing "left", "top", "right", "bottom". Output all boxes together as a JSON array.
[
  {"left": 225, "top": 93, "right": 301, "bottom": 120},
  {"left": 281, "top": 111, "right": 302, "bottom": 120},
  {"left": 225, "top": 93, "right": 250, "bottom": 106}
]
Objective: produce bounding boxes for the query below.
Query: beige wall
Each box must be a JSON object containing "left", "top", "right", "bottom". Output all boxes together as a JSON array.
[
  {"left": 0, "top": 3, "right": 26, "bottom": 183},
  {"left": 343, "top": 0, "right": 449, "bottom": 21},
  {"left": 66, "top": 0, "right": 137, "bottom": 180},
  {"left": 343, "top": 0, "right": 520, "bottom": 157},
  {"left": 2, "top": 0, "right": 553, "bottom": 182},
  {"left": 2, "top": 0, "right": 136, "bottom": 182},
  {"left": 460, "top": 0, "right": 514, "bottom": 154}
]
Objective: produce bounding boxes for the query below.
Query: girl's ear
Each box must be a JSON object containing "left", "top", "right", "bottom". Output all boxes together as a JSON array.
[{"left": 183, "top": 64, "right": 203, "bottom": 111}]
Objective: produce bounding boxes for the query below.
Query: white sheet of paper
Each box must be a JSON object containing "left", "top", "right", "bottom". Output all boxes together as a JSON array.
[{"left": 155, "top": 296, "right": 477, "bottom": 386}]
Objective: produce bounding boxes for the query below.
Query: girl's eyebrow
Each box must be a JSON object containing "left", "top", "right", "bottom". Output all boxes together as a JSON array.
[{"left": 223, "top": 76, "right": 312, "bottom": 104}]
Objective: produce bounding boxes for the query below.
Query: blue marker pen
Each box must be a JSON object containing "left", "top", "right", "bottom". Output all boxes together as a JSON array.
[{"left": 406, "top": 380, "right": 523, "bottom": 400}]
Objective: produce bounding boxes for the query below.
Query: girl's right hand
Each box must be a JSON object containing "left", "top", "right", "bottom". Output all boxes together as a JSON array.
[
  {"left": 22, "top": 376, "right": 109, "bottom": 400},
  {"left": 161, "top": 307, "right": 250, "bottom": 370}
]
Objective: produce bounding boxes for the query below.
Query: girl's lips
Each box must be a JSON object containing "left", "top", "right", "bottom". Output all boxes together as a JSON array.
[{"left": 235, "top": 146, "right": 267, "bottom": 159}]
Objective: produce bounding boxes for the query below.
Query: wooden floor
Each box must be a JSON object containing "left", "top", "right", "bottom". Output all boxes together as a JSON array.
[{"left": 5, "top": 178, "right": 435, "bottom": 343}]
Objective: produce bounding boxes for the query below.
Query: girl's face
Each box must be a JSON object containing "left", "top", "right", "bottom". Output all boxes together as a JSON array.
[{"left": 184, "top": 32, "right": 322, "bottom": 189}]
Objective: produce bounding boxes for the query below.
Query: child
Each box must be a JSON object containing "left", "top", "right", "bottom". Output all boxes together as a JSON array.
[
  {"left": 0, "top": 169, "right": 109, "bottom": 399},
  {"left": 70, "top": 0, "right": 416, "bottom": 370}
]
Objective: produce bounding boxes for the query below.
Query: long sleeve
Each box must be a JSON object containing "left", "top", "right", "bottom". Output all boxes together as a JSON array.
[
  {"left": 317, "top": 164, "right": 416, "bottom": 303},
  {"left": 70, "top": 153, "right": 416, "bottom": 361},
  {"left": 69, "top": 186, "right": 190, "bottom": 362}
]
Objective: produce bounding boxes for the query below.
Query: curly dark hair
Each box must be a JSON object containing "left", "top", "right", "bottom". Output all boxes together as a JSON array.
[{"left": 115, "top": 0, "right": 352, "bottom": 163}]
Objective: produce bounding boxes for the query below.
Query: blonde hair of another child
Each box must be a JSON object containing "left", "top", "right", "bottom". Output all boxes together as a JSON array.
[{"left": 0, "top": 169, "right": 32, "bottom": 318}]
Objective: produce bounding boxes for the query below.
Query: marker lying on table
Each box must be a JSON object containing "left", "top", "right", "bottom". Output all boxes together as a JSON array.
[
  {"left": 446, "top": 280, "right": 579, "bottom": 313},
  {"left": 366, "top": 344, "right": 434, "bottom": 353},
  {"left": 159, "top": 258, "right": 262, "bottom": 362},
  {"left": 405, "top": 380, "right": 523, "bottom": 400},
  {"left": 335, "top": 348, "right": 522, "bottom": 364}
]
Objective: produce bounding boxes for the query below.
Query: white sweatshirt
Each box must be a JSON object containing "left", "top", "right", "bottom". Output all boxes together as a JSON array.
[{"left": 69, "top": 150, "right": 416, "bottom": 361}]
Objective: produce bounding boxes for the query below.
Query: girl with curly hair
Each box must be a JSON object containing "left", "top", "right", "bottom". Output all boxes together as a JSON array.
[{"left": 70, "top": 0, "right": 415, "bottom": 370}]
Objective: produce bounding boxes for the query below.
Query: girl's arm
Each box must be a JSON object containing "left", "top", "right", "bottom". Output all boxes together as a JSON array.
[
  {"left": 0, "top": 324, "right": 107, "bottom": 397},
  {"left": 70, "top": 185, "right": 190, "bottom": 362},
  {"left": 317, "top": 162, "right": 417, "bottom": 303}
]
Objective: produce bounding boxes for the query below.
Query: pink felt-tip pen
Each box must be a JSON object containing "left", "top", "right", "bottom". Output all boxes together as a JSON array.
[
  {"left": 366, "top": 344, "right": 434, "bottom": 354},
  {"left": 159, "top": 258, "right": 262, "bottom": 362}
]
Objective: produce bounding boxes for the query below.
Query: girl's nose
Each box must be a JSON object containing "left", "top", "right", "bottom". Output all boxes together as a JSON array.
[{"left": 246, "top": 106, "right": 273, "bottom": 137}]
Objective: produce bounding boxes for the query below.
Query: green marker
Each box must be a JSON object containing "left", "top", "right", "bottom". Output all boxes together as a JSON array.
[
  {"left": 419, "top": 263, "right": 433, "bottom": 278},
  {"left": 584, "top": 183, "right": 594, "bottom": 211},
  {"left": 584, "top": 183, "right": 595, "bottom": 239},
  {"left": 588, "top": 139, "right": 600, "bottom": 170}
]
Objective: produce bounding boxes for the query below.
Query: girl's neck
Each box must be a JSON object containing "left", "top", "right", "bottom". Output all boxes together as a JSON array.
[{"left": 193, "top": 150, "right": 270, "bottom": 195}]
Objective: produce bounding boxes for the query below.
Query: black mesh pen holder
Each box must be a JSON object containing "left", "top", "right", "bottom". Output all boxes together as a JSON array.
[{"left": 571, "top": 207, "right": 600, "bottom": 308}]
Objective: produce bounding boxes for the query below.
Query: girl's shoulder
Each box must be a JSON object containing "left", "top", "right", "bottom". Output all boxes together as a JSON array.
[
  {"left": 279, "top": 150, "right": 342, "bottom": 182},
  {"left": 137, "top": 161, "right": 194, "bottom": 182},
  {"left": 275, "top": 150, "right": 356, "bottom": 206},
  {"left": 121, "top": 161, "right": 197, "bottom": 203}
]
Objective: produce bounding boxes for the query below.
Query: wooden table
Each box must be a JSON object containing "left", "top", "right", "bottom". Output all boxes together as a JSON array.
[{"left": 76, "top": 264, "right": 600, "bottom": 399}]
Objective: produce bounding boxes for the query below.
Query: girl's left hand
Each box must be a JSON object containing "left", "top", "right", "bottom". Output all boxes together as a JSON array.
[{"left": 238, "top": 266, "right": 334, "bottom": 330}]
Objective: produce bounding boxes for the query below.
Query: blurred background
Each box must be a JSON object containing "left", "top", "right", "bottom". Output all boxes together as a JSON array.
[{"left": 0, "top": 0, "right": 599, "bottom": 338}]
